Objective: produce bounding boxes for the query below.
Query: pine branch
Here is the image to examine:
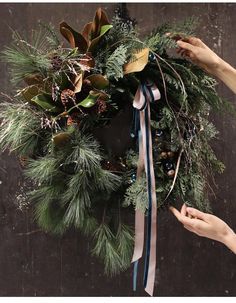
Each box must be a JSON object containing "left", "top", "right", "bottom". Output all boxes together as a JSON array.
[
  {"left": 116, "top": 223, "right": 134, "bottom": 269},
  {"left": 92, "top": 223, "right": 122, "bottom": 276},
  {"left": 0, "top": 101, "right": 43, "bottom": 156}
]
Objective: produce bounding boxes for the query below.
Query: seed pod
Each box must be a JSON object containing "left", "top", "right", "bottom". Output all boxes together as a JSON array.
[
  {"left": 167, "top": 169, "right": 175, "bottom": 177},
  {"left": 167, "top": 151, "right": 175, "bottom": 158},
  {"left": 160, "top": 151, "right": 168, "bottom": 159}
]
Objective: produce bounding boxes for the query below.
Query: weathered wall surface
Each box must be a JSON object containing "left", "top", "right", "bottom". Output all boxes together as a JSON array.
[{"left": 0, "top": 3, "right": 236, "bottom": 296}]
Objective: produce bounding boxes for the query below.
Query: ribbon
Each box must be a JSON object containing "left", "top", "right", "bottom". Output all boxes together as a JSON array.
[{"left": 131, "top": 81, "right": 161, "bottom": 296}]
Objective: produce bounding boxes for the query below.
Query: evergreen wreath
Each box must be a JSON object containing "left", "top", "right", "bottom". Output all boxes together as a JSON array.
[{"left": 0, "top": 6, "right": 232, "bottom": 275}]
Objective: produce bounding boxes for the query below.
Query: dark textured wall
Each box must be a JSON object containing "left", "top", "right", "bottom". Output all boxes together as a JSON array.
[{"left": 0, "top": 2, "right": 236, "bottom": 297}]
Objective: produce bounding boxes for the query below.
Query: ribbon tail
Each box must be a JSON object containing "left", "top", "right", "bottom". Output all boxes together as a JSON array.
[
  {"left": 131, "top": 127, "right": 145, "bottom": 263},
  {"left": 145, "top": 175, "right": 157, "bottom": 296},
  {"left": 133, "top": 260, "right": 139, "bottom": 291},
  {"left": 142, "top": 86, "right": 158, "bottom": 297},
  {"left": 132, "top": 209, "right": 145, "bottom": 262},
  {"left": 131, "top": 115, "right": 146, "bottom": 290}
]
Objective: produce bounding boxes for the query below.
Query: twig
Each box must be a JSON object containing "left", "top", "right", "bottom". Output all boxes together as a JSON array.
[{"left": 16, "top": 229, "right": 43, "bottom": 236}]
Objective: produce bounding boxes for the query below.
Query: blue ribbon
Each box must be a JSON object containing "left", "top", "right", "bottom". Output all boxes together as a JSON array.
[
  {"left": 141, "top": 83, "right": 153, "bottom": 288},
  {"left": 133, "top": 260, "right": 139, "bottom": 291},
  {"left": 130, "top": 108, "right": 140, "bottom": 139}
]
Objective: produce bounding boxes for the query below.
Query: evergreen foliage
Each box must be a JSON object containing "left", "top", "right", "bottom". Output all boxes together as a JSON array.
[
  {"left": 0, "top": 101, "right": 44, "bottom": 155},
  {"left": 106, "top": 45, "right": 128, "bottom": 80}
]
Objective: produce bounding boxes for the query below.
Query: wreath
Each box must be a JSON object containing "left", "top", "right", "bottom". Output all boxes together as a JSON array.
[{"left": 0, "top": 6, "right": 231, "bottom": 295}]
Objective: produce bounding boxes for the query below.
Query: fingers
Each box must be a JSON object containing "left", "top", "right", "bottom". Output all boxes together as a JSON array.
[
  {"left": 165, "top": 32, "right": 205, "bottom": 48},
  {"left": 186, "top": 207, "right": 208, "bottom": 222},
  {"left": 169, "top": 205, "right": 197, "bottom": 226},
  {"left": 165, "top": 32, "right": 183, "bottom": 41},
  {"left": 180, "top": 203, "right": 187, "bottom": 216},
  {"left": 181, "top": 203, "right": 194, "bottom": 219},
  {"left": 176, "top": 40, "right": 196, "bottom": 52},
  {"left": 169, "top": 204, "right": 211, "bottom": 238},
  {"left": 169, "top": 206, "right": 181, "bottom": 220},
  {"left": 187, "top": 37, "right": 206, "bottom": 47},
  {"left": 166, "top": 33, "right": 206, "bottom": 62},
  {"left": 177, "top": 48, "right": 189, "bottom": 57}
]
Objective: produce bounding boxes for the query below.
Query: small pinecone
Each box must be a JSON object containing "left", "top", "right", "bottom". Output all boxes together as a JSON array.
[
  {"left": 61, "top": 89, "right": 76, "bottom": 109},
  {"left": 51, "top": 55, "right": 63, "bottom": 71},
  {"left": 19, "top": 156, "right": 28, "bottom": 167},
  {"left": 96, "top": 98, "right": 107, "bottom": 114}
]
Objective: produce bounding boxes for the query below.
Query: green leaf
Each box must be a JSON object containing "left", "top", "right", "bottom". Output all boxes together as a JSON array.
[
  {"left": 78, "top": 91, "right": 100, "bottom": 108},
  {"left": 31, "top": 94, "right": 61, "bottom": 112},
  {"left": 100, "top": 24, "right": 113, "bottom": 36}
]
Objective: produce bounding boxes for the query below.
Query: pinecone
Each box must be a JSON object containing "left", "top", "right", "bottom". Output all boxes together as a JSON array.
[
  {"left": 19, "top": 156, "right": 28, "bottom": 167},
  {"left": 51, "top": 55, "right": 63, "bottom": 71},
  {"left": 61, "top": 89, "right": 76, "bottom": 109},
  {"left": 96, "top": 98, "right": 107, "bottom": 114}
]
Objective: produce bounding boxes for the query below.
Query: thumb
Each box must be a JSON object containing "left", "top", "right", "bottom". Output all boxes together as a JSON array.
[
  {"left": 186, "top": 207, "right": 207, "bottom": 221},
  {"left": 176, "top": 40, "right": 196, "bottom": 52}
]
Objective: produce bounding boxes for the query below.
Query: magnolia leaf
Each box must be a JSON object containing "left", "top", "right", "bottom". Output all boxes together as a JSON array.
[
  {"left": 88, "top": 24, "right": 113, "bottom": 52},
  {"left": 82, "top": 22, "right": 93, "bottom": 42},
  {"left": 90, "top": 8, "right": 110, "bottom": 39},
  {"left": 78, "top": 91, "right": 100, "bottom": 108},
  {"left": 53, "top": 132, "right": 71, "bottom": 147},
  {"left": 60, "top": 22, "right": 88, "bottom": 53},
  {"left": 86, "top": 74, "right": 109, "bottom": 90},
  {"left": 79, "top": 53, "right": 95, "bottom": 69},
  {"left": 74, "top": 72, "right": 84, "bottom": 93},
  {"left": 24, "top": 73, "right": 43, "bottom": 85},
  {"left": 98, "top": 8, "right": 110, "bottom": 27},
  {"left": 31, "top": 94, "right": 61, "bottom": 112},
  {"left": 123, "top": 48, "right": 150, "bottom": 75},
  {"left": 20, "top": 85, "right": 40, "bottom": 102}
]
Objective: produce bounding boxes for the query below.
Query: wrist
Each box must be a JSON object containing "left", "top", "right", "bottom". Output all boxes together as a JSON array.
[
  {"left": 221, "top": 229, "right": 236, "bottom": 254},
  {"left": 212, "top": 58, "right": 232, "bottom": 78}
]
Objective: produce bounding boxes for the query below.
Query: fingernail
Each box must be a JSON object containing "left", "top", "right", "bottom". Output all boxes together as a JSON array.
[{"left": 176, "top": 40, "right": 182, "bottom": 45}]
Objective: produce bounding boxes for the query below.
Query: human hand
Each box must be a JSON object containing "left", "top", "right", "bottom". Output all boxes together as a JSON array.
[
  {"left": 167, "top": 34, "right": 223, "bottom": 75},
  {"left": 169, "top": 204, "right": 236, "bottom": 253}
]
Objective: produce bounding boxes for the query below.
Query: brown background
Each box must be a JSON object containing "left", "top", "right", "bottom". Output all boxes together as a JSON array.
[{"left": 0, "top": 2, "right": 236, "bottom": 297}]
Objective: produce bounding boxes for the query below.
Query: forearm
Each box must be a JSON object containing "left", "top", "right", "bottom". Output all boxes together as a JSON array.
[
  {"left": 213, "top": 59, "right": 236, "bottom": 94},
  {"left": 222, "top": 229, "right": 236, "bottom": 254}
]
